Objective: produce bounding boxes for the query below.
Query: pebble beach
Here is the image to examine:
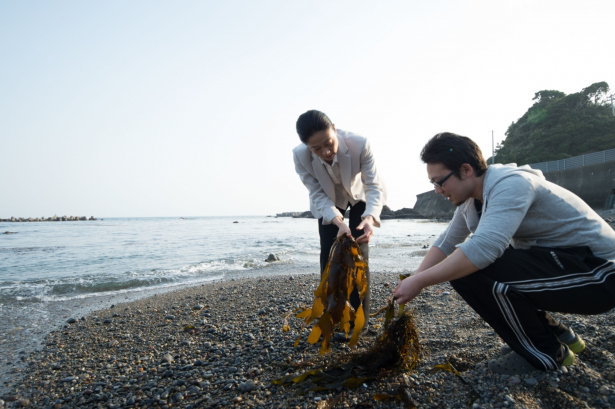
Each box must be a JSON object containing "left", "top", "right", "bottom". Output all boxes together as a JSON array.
[{"left": 1, "top": 272, "right": 614, "bottom": 409}]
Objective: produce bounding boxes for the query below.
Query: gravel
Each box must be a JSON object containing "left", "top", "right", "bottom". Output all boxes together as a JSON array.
[{"left": 1, "top": 272, "right": 615, "bottom": 408}]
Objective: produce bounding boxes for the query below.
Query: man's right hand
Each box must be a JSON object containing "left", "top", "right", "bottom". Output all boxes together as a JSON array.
[{"left": 332, "top": 216, "right": 352, "bottom": 238}]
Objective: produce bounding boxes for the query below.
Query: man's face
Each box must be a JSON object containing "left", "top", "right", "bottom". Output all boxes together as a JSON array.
[
  {"left": 427, "top": 162, "right": 471, "bottom": 206},
  {"left": 306, "top": 127, "right": 338, "bottom": 163}
]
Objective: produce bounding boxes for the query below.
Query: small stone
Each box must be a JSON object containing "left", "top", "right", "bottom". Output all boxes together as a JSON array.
[
  {"left": 61, "top": 376, "right": 78, "bottom": 382},
  {"left": 238, "top": 381, "right": 255, "bottom": 392},
  {"left": 525, "top": 378, "right": 538, "bottom": 386},
  {"left": 233, "top": 396, "right": 242, "bottom": 403},
  {"left": 599, "top": 385, "right": 610, "bottom": 395},
  {"left": 66, "top": 318, "right": 77, "bottom": 324},
  {"left": 17, "top": 399, "right": 30, "bottom": 407},
  {"left": 504, "top": 395, "right": 515, "bottom": 404},
  {"left": 508, "top": 376, "right": 521, "bottom": 384},
  {"left": 165, "top": 315, "right": 176, "bottom": 320},
  {"left": 162, "top": 353, "right": 174, "bottom": 363}
]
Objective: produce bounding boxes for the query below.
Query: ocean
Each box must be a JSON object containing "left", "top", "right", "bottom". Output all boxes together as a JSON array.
[{"left": 0, "top": 216, "right": 447, "bottom": 386}]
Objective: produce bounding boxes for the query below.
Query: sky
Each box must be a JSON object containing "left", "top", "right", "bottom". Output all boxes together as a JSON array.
[{"left": 1, "top": 0, "right": 614, "bottom": 218}]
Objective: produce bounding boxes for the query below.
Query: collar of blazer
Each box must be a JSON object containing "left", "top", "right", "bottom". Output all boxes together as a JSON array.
[{"left": 311, "top": 131, "right": 353, "bottom": 196}]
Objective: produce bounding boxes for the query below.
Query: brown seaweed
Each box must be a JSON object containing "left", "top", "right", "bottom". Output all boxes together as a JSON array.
[
  {"left": 274, "top": 298, "right": 420, "bottom": 397},
  {"left": 294, "top": 234, "right": 368, "bottom": 354}
]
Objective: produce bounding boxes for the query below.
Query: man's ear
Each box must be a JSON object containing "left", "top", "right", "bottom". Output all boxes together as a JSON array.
[{"left": 460, "top": 163, "right": 474, "bottom": 179}]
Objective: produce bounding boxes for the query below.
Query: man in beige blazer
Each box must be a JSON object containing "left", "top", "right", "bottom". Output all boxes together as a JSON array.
[{"left": 293, "top": 110, "right": 387, "bottom": 340}]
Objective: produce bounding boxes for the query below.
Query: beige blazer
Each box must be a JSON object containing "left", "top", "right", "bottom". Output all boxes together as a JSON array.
[{"left": 293, "top": 129, "right": 387, "bottom": 226}]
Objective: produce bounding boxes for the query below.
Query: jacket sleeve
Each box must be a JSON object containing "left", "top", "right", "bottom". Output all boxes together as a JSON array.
[
  {"left": 432, "top": 204, "right": 471, "bottom": 255},
  {"left": 293, "top": 150, "right": 342, "bottom": 224},
  {"left": 460, "top": 175, "right": 534, "bottom": 269},
  {"left": 359, "top": 139, "right": 386, "bottom": 227}
]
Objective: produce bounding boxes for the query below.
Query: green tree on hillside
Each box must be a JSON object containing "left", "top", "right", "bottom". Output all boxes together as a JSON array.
[{"left": 494, "top": 82, "right": 615, "bottom": 165}]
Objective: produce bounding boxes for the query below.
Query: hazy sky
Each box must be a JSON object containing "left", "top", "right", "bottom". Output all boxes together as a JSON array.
[{"left": 1, "top": 1, "right": 613, "bottom": 218}]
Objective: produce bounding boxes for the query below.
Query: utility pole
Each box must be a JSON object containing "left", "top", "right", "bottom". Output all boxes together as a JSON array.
[
  {"left": 491, "top": 131, "right": 495, "bottom": 165},
  {"left": 608, "top": 94, "right": 615, "bottom": 116}
]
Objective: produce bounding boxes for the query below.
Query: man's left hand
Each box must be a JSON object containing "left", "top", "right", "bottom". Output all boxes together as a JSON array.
[{"left": 355, "top": 215, "right": 375, "bottom": 243}]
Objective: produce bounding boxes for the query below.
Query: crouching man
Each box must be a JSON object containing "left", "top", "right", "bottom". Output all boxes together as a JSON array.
[{"left": 394, "top": 132, "right": 615, "bottom": 375}]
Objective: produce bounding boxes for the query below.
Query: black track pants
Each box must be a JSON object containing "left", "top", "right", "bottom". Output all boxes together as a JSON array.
[
  {"left": 450, "top": 246, "right": 615, "bottom": 370},
  {"left": 318, "top": 201, "right": 370, "bottom": 325}
]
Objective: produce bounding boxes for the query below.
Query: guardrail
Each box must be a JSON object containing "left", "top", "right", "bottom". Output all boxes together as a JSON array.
[{"left": 529, "top": 148, "right": 615, "bottom": 173}]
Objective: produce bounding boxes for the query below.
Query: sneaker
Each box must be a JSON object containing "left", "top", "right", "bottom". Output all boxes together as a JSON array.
[
  {"left": 559, "top": 328, "right": 586, "bottom": 354},
  {"left": 500, "top": 328, "right": 585, "bottom": 356},
  {"left": 488, "top": 346, "right": 575, "bottom": 375}
]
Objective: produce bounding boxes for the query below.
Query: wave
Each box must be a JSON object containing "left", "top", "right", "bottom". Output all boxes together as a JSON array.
[{"left": 0, "top": 257, "right": 273, "bottom": 304}]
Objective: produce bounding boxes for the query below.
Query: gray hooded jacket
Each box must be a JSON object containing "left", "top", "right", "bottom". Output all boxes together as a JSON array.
[{"left": 433, "top": 164, "right": 615, "bottom": 269}]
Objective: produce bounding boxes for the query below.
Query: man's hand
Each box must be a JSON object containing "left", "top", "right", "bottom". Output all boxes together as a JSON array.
[
  {"left": 393, "top": 274, "right": 424, "bottom": 304},
  {"left": 393, "top": 248, "right": 479, "bottom": 304},
  {"left": 332, "top": 216, "right": 352, "bottom": 238},
  {"left": 355, "top": 215, "right": 375, "bottom": 243}
]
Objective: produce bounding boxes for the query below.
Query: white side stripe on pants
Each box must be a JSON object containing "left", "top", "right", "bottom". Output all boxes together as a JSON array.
[
  {"left": 504, "top": 261, "right": 615, "bottom": 293},
  {"left": 492, "top": 282, "right": 559, "bottom": 370}
]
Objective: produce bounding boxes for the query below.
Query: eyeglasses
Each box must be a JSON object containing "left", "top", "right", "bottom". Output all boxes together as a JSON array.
[{"left": 431, "top": 170, "right": 456, "bottom": 188}]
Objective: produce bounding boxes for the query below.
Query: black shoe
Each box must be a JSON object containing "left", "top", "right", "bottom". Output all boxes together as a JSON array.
[{"left": 332, "top": 331, "right": 351, "bottom": 343}]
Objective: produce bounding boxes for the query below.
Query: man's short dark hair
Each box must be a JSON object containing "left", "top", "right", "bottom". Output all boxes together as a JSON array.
[
  {"left": 420, "top": 132, "right": 488, "bottom": 177},
  {"left": 296, "top": 110, "right": 333, "bottom": 143}
]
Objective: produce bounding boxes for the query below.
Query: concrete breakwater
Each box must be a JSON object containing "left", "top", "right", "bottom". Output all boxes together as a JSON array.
[{"left": 0, "top": 215, "right": 97, "bottom": 222}]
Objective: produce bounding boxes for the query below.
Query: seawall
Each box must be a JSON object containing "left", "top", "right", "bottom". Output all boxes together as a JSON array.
[
  {"left": 413, "top": 161, "right": 615, "bottom": 218},
  {"left": 542, "top": 161, "right": 615, "bottom": 209}
]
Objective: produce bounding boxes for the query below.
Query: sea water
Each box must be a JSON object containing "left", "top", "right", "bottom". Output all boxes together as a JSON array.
[{"left": 0, "top": 216, "right": 447, "bottom": 388}]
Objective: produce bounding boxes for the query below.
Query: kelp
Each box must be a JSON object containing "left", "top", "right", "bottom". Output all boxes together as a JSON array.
[
  {"left": 274, "top": 297, "right": 420, "bottom": 396},
  {"left": 293, "top": 234, "right": 368, "bottom": 354}
]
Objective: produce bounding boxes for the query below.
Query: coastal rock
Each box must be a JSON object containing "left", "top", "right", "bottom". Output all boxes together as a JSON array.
[
  {"left": 265, "top": 254, "right": 279, "bottom": 262},
  {"left": 380, "top": 205, "right": 427, "bottom": 220},
  {"left": 275, "top": 211, "right": 314, "bottom": 219}
]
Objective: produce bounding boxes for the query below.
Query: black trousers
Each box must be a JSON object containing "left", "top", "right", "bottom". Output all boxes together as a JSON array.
[
  {"left": 450, "top": 246, "right": 615, "bottom": 370},
  {"left": 318, "top": 201, "right": 370, "bottom": 327}
]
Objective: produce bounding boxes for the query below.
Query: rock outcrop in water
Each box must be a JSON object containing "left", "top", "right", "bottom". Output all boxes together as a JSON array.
[
  {"left": 0, "top": 215, "right": 97, "bottom": 222},
  {"left": 275, "top": 211, "right": 314, "bottom": 219}
]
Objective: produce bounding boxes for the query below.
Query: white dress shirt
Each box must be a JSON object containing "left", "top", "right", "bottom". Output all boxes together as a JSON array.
[{"left": 319, "top": 155, "right": 359, "bottom": 216}]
